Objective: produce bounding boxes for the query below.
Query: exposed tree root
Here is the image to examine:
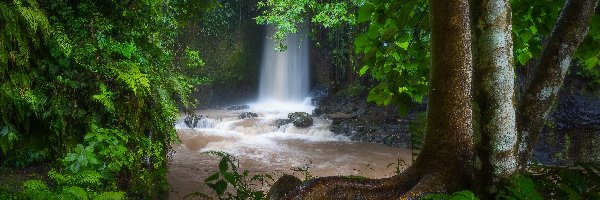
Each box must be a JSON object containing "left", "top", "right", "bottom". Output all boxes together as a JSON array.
[
  {"left": 267, "top": 166, "right": 467, "bottom": 200},
  {"left": 269, "top": 166, "right": 423, "bottom": 200}
]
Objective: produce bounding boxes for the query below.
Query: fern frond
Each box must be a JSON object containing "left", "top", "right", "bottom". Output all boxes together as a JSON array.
[
  {"left": 23, "top": 180, "right": 55, "bottom": 199},
  {"left": 61, "top": 186, "right": 89, "bottom": 200},
  {"left": 92, "top": 83, "right": 115, "bottom": 113},
  {"left": 92, "top": 192, "right": 125, "bottom": 200},
  {"left": 0, "top": 0, "right": 52, "bottom": 69},
  {"left": 117, "top": 63, "right": 151, "bottom": 96},
  {"left": 76, "top": 170, "right": 103, "bottom": 186}
]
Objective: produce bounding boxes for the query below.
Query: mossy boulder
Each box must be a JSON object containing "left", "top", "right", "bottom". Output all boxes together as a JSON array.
[
  {"left": 275, "top": 119, "right": 292, "bottom": 128},
  {"left": 288, "top": 112, "right": 313, "bottom": 128}
]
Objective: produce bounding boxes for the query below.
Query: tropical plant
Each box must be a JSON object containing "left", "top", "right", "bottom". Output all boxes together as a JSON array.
[
  {"left": 1, "top": 0, "right": 213, "bottom": 197},
  {"left": 188, "top": 151, "right": 273, "bottom": 200}
]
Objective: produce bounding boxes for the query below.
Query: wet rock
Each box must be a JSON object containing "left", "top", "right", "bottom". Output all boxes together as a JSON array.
[
  {"left": 543, "top": 94, "right": 600, "bottom": 164},
  {"left": 532, "top": 72, "right": 600, "bottom": 165},
  {"left": 239, "top": 112, "right": 258, "bottom": 119},
  {"left": 309, "top": 83, "right": 419, "bottom": 148},
  {"left": 312, "top": 107, "right": 324, "bottom": 117},
  {"left": 266, "top": 174, "right": 302, "bottom": 200},
  {"left": 275, "top": 119, "right": 292, "bottom": 128},
  {"left": 288, "top": 112, "right": 313, "bottom": 128},
  {"left": 227, "top": 105, "right": 249, "bottom": 110},
  {"left": 309, "top": 85, "right": 331, "bottom": 106},
  {"left": 553, "top": 95, "right": 600, "bottom": 130},
  {"left": 183, "top": 114, "right": 204, "bottom": 128},
  {"left": 326, "top": 112, "right": 353, "bottom": 125}
]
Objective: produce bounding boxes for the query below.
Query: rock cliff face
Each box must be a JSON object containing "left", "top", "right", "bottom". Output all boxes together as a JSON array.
[
  {"left": 534, "top": 73, "right": 600, "bottom": 164},
  {"left": 311, "top": 85, "right": 421, "bottom": 148}
]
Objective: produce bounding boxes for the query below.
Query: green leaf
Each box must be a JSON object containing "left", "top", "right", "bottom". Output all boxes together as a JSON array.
[
  {"left": 93, "top": 192, "right": 125, "bottom": 200},
  {"left": 208, "top": 180, "right": 228, "bottom": 196},
  {"left": 398, "top": 41, "right": 409, "bottom": 50},
  {"left": 507, "top": 175, "right": 544, "bottom": 200},
  {"left": 219, "top": 157, "right": 229, "bottom": 173},
  {"left": 223, "top": 172, "right": 237, "bottom": 185},
  {"left": 357, "top": 3, "right": 374, "bottom": 23},
  {"left": 359, "top": 65, "right": 369, "bottom": 75},
  {"left": 517, "top": 51, "right": 531, "bottom": 65},
  {"left": 61, "top": 186, "right": 88, "bottom": 200},
  {"left": 92, "top": 84, "right": 115, "bottom": 113},
  {"left": 560, "top": 169, "right": 588, "bottom": 194},
  {"left": 205, "top": 172, "right": 220, "bottom": 182},
  {"left": 529, "top": 26, "right": 538, "bottom": 34}
]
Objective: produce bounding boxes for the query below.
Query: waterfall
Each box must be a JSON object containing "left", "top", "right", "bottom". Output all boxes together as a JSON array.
[{"left": 258, "top": 26, "right": 310, "bottom": 103}]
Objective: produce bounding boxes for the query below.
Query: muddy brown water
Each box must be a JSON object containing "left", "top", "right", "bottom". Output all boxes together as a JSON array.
[{"left": 167, "top": 108, "right": 412, "bottom": 199}]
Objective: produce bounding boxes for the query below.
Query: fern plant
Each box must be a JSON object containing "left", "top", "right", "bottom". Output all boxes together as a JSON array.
[
  {"left": 1, "top": 0, "right": 211, "bottom": 198},
  {"left": 23, "top": 179, "right": 125, "bottom": 200},
  {"left": 409, "top": 112, "right": 427, "bottom": 161}
]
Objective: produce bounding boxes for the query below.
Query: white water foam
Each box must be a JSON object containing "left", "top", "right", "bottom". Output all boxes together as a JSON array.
[
  {"left": 174, "top": 25, "right": 351, "bottom": 165},
  {"left": 176, "top": 104, "right": 349, "bottom": 165}
]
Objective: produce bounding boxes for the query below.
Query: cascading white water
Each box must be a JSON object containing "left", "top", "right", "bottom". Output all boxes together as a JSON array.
[
  {"left": 258, "top": 26, "right": 310, "bottom": 103},
  {"left": 169, "top": 26, "right": 413, "bottom": 199}
]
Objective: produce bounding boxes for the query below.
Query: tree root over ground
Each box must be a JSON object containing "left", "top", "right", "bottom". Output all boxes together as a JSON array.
[{"left": 268, "top": 166, "right": 462, "bottom": 200}]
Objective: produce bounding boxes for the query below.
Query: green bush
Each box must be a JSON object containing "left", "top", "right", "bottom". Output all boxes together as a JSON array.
[
  {"left": 188, "top": 151, "right": 273, "bottom": 200},
  {"left": 0, "top": 0, "right": 212, "bottom": 198}
]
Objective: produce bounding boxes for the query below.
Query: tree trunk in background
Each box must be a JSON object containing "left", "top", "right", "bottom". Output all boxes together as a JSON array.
[
  {"left": 472, "top": 0, "right": 518, "bottom": 198},
  {"left": 407, "top": 0, "right": 474, "bottom": 195},
  {"left": 517, "top": 0, "right": 599, "bottom": 168}
]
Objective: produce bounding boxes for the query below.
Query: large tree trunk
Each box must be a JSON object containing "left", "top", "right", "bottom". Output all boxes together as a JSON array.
[
  {"left": 517, "top": 0, "right": 599, "bottom": 168},
  {"left": 410, "top": 0, "right": 474, "bottom": 195},
  {"left": 472, "top": 0, "right": 518, "bottom": 198},
  {"left": 272, "top": 1, "right": 474, "bottom": 199}
]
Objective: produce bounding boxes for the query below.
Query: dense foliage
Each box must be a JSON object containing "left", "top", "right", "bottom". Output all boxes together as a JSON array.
[
  {"left": 183, "top": 0, "right": 261, "bottom": 89},
  {"left": 256, "top": 0, "right": 600, "bottom": 111},
  {"left": 0, "top": 0, "right": 212, "bottom": 197}
]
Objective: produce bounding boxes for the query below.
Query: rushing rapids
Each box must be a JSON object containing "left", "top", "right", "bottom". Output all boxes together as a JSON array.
[{"left": 167, "top": 26, "right": 411, "bottom": 199}]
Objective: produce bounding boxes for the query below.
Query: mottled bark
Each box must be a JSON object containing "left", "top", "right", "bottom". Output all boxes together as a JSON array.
[
  {"left": 272, "top": 1, "right": 475, "bottom": 199},
  {"left": 412, "top": 0, "right": 474, "bottom": 195},
  {"left": 280, "top": 167, "right": 420, "bottom": 199},
  {"left": 472, "top": 0, "right": 518, "bottom": 197},
  {"left": 517, "top": 0, "right": 599, "bottom": 168}
]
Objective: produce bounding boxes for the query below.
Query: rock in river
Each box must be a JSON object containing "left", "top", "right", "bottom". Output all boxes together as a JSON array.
[
  {"left": 288, "top": 112, "right": 313, "bottom": 128},
  {"left": 183, "top": 114, "right": 204, "bottom": 128},
  {"left": 239, "top": 112, "right": 258, "bottom": 119},
  {"left": 227, "top": 105, "right": 249, "bottom": 110},
  {"left": 275, "top": 119, "right": 292, "bottom": 128}
]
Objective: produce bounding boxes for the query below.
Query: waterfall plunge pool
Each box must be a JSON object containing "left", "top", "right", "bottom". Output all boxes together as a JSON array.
[{"left": 167, "top": 104, "right": 412, "bottom": 199}]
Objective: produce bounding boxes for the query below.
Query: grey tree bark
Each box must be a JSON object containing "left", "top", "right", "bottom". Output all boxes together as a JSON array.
[
  {"left": 517, "top": 0, "right": 599, "bottom": 168},
  {"left": 472, "top": 0, "right": 518, "bottom": 198}
]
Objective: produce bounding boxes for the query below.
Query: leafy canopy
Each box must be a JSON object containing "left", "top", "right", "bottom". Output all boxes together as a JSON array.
[{"left": 256, "top": 0, "right": 600, "bottom": 112}]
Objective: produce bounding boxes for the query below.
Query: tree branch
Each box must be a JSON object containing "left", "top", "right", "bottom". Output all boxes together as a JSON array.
[{"left": 517, "top": 0, "right": 599, "bottom": 169}]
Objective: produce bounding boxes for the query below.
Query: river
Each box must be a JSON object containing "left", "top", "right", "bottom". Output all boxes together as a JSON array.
[{"left": 167, "top": 103, "right": 412, "bottom": 199}]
